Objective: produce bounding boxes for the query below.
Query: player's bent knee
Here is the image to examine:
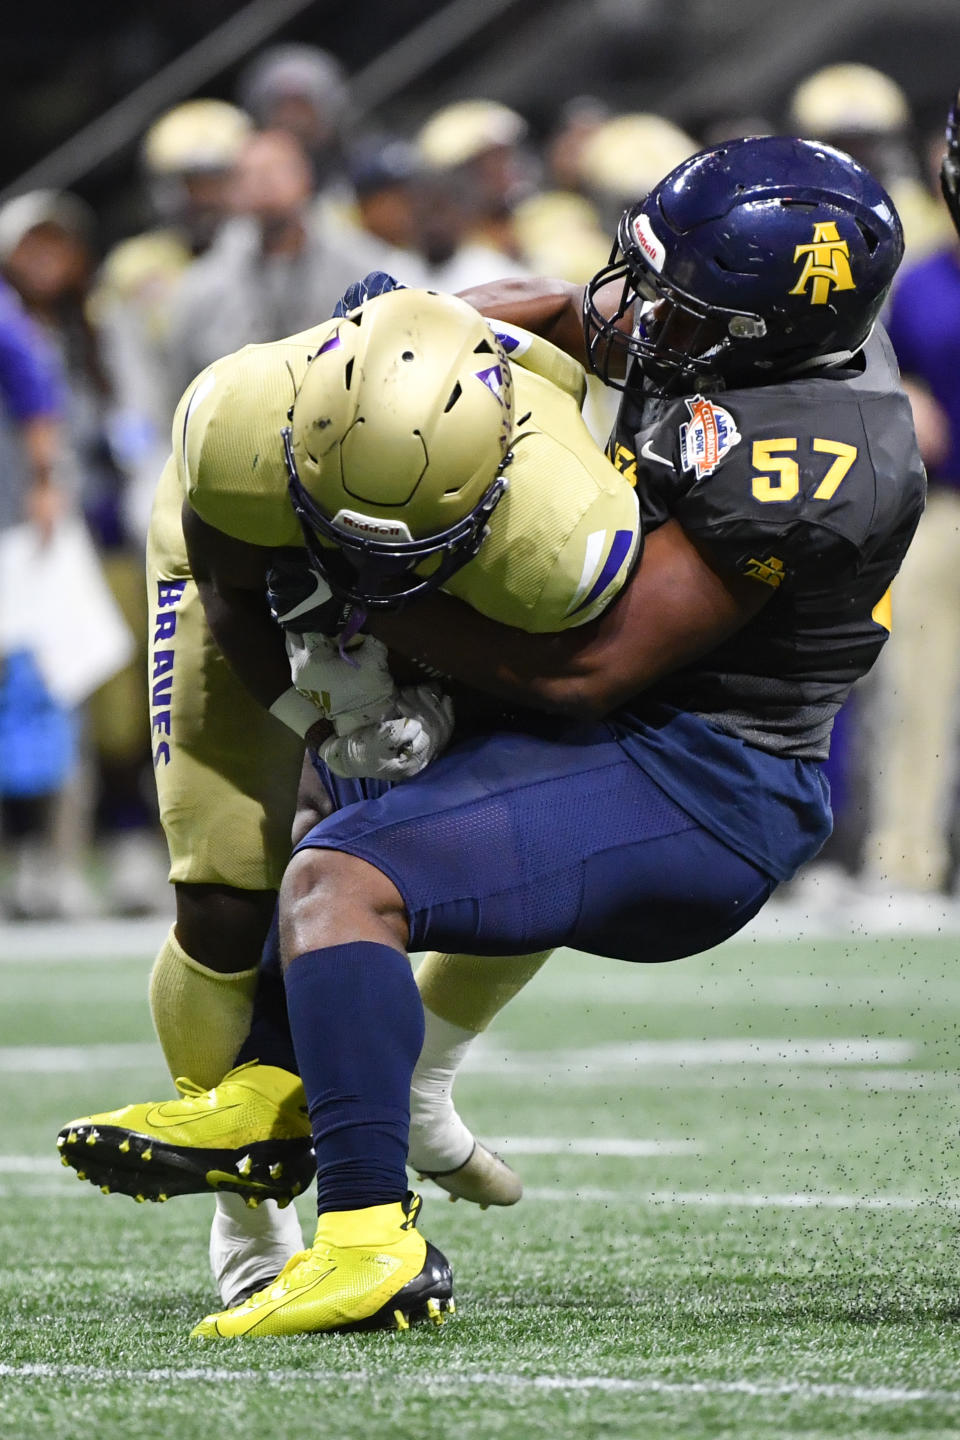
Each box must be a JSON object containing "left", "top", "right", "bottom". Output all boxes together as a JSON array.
[
  {"left": 174, "top": 883, "right": 278, "bottom": 974},
  {"left": 279, "top": 846, "right": 409, "bottom": 960}
]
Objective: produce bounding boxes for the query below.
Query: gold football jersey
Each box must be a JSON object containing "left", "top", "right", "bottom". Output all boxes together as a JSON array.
[{"left": 174, "top": 319, "right": 641, "bottom": 632}]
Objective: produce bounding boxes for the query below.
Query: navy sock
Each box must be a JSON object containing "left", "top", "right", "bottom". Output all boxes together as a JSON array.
[
  {"left": 234, "top": 907, "right": 298, "bottom": 1074},
  {"left": 283, "top": 941, "right": 424, "bottom": 1214}
]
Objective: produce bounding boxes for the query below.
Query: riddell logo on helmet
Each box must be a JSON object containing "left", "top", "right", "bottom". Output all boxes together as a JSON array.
[
  {"left": 631, "top": 214, "right": 665, "bottom": 272},
  {"left": 332, "top": 509, "right": 414, "bottom": 541}
]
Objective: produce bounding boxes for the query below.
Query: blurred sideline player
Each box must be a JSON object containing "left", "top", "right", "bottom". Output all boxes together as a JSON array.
[
  {"left": 72, "top": 286, "right": 640, "bottom": 1306},
  {"left": 858, "top": 90, "right": 960, "bottom": 896},
  {"left": 787, "top": 63, "right": 950, "bottom": 262},
  {"left": 415, "top": 99, "right": 534, "bottom": 266},
  {"left": 94, "top": 99, "right": 252, "bottom": 541},
  {"left": 59, "top": 137, "right": 925, "bottom": 1337}
]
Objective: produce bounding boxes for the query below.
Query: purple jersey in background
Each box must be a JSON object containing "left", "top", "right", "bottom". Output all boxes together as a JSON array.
[
  {"left": 0, "top": 275, "right": 64, "bottom": 424},
  {"left": 885, "top": 247, "right": 960, "bottom": 486}
]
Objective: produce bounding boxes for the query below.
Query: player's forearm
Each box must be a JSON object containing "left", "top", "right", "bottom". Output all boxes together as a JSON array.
[
  {"left": 182, "top": 502, "right": 287, "bottom": 707},
  {"left": 456, "top": 277, "right": 589, "bottom": 365},
  {"left": 371, "top": 522, "right": 768, "bottom": 719},
  {"left": 196, "top": 576, "right": 332, "bottom": 746},
  {"left": 370, "top": 595, "right": 606, "bottom": 718},
  {"left": 196, "top": 577, "right": 294, "bottom": 709},
  {"left": 182, "top": 499, "right": 325, "bottom": 737}
]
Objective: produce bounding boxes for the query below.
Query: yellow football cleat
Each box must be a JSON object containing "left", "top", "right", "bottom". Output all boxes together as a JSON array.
[
  {"left": 191, "top": 1192, "right": 453, "bottom": 1337},
  {"left": 416, "top": 1140, "right": 522, "bottom": 1208},
  {"left": 55, "top": 1062, "right": 314, "bottom": 1205}
]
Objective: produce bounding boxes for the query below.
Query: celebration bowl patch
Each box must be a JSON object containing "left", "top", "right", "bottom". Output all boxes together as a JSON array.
[{"left": 678, "top": 395, "right": 741, "bottom": 479}]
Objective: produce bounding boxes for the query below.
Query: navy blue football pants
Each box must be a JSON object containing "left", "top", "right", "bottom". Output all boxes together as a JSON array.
[
  {"left": 295, "top": 721, "right": 775, "bottom": 963},
  {"left": 239, "top": 722, "right": 777, "bottom": 1211},
  {"left": 237, "top": 722, "right": 776, "bottom": 1077}
]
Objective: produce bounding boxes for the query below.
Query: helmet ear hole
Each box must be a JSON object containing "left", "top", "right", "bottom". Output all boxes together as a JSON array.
[
  {"left": 473, "top": 338, "right": 495, "bottom": 354},
  {"left": 856, "top": 219, "right": 880, "bottom": 253},
  {"left": 344, "top": 358, "right": 355, "bottom": 390}
]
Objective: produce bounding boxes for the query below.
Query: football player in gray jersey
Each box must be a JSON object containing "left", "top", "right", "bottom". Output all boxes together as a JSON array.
[{"left": 55, "top": 138, "right": 925, "bottom": 1340}]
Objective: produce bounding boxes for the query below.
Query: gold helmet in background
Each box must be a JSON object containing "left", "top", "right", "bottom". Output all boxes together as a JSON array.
[
  {"left": 416, "top": 99, "right": 528, "bottom": 171},
  {"left": 142, "top": 99, "right": 252, "bottom": 176},
  {"left": 285, "top": 288, "right": 514, "bottom": 608},
  {"left": 577, "top": 112, "right": 699, "bottom": 230},
  {"left": 787, "top": 64, "right": 910, "bottom": 138}
]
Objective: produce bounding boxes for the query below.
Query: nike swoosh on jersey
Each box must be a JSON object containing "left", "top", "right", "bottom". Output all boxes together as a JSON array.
[
  {"left": 640, "top": 439, "right": 675, "bottom": 468},
  {"left": 142, "top": 1102, "right": 243, "bottom": 1129}
]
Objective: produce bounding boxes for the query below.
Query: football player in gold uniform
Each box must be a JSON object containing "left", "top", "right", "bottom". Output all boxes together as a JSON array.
[{"left": 92, "top": 286, "right": 641, "bottom": 1306}]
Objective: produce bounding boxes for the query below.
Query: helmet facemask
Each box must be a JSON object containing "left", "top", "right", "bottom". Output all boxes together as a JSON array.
[
  {"left": 583, "top": 238, "right": 767, "bottom": 396},
  {"left": 283, "top": 426, "right": 511, "bottom": 610}
]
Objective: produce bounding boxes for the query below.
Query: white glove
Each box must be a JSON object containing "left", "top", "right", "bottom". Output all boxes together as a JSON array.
[
  {"left": 319, "top": 685, "right": 455, "bottom": 781},
  {"left": 285, "top": 630, "right": 396, "bottom": 724}
]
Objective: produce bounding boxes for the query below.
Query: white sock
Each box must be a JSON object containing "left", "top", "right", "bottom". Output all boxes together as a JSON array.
[
  {"left": 408, "top": 1009, "right": 479, "bottom": 1173},
  {"left": 209, "top": 1191, "right": 304, "bottom": 1307}
]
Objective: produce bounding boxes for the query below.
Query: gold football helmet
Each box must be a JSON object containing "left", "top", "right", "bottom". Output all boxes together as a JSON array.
[{"left": 284, "top": 288, "right": 514, "bottom": 608}]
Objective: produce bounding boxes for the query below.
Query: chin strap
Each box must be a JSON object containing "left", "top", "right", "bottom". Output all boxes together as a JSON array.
[{"left": 337, "top": 605, "right": 368, "bottom": 662}]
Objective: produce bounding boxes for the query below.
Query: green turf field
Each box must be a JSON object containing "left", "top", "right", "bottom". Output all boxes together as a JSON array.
[{"left": 1, "top": 920, "right": 959, "bottom": 1439}]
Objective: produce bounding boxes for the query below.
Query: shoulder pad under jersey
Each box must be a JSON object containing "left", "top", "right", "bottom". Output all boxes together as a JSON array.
[{"left": 486, "top": 320, "right": 588, "bottom": 410}]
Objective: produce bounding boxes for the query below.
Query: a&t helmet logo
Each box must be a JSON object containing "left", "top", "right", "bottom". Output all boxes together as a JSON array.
[{"left": 789, "top": 221, "right": 857, "bottom": 305}]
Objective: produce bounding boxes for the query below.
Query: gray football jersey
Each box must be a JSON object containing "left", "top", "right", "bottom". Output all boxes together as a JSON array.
[{"left": 608, "top": 329, "right": 926, "bottom": 757}]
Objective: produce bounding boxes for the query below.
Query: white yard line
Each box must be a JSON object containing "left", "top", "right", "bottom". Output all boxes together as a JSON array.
[
  {"left": 0, "top": 1138, "right": 699, "bottom": 1175},
  {"left": 0, "top": 1156, "right": 63, "bottom": 1172},
  {"left": 4, "top": 1156, "right": 955, "bottom": 1217},
  {"left": 519, "top": 1187, "right": 960, "bottom": 1211},
  {"left": 538, "top": 975, "right": 960, "bottom": 1006},
  {"left": 489, "top": 1067, "right": 956, "bottom": 1093},
  {"left": 487, "top": 1137, "right": 700, "bottom": 1156},
  {"left": 0, "top": 917, "right": 170, "bottom": 961},
  {"left": 2, "top": 887, "right": 960, "bottom": 967},
  {"left": 470, "top": 1038, "right": 915, "bottom": 1073},
  {"left": 0, "top": 1185, "right": 81, "bottom": 1197},
  {"left": 0, "top": 1361, "right": 956, "bottom": 1406},
  {"left": 0, "top": 1043, "right": 161, "bottom": 1072},
  {"left": 4, "top": 942, "right": 959, "bottom": 1009},
  {"left": 0, "top": 1036, "right": 915, "bottom": 1075}
]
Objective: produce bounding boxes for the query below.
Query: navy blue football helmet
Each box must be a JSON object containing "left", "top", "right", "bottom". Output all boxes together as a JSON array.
[{"left": 583, "top": 135, "right": 904, "bottom": 393}]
